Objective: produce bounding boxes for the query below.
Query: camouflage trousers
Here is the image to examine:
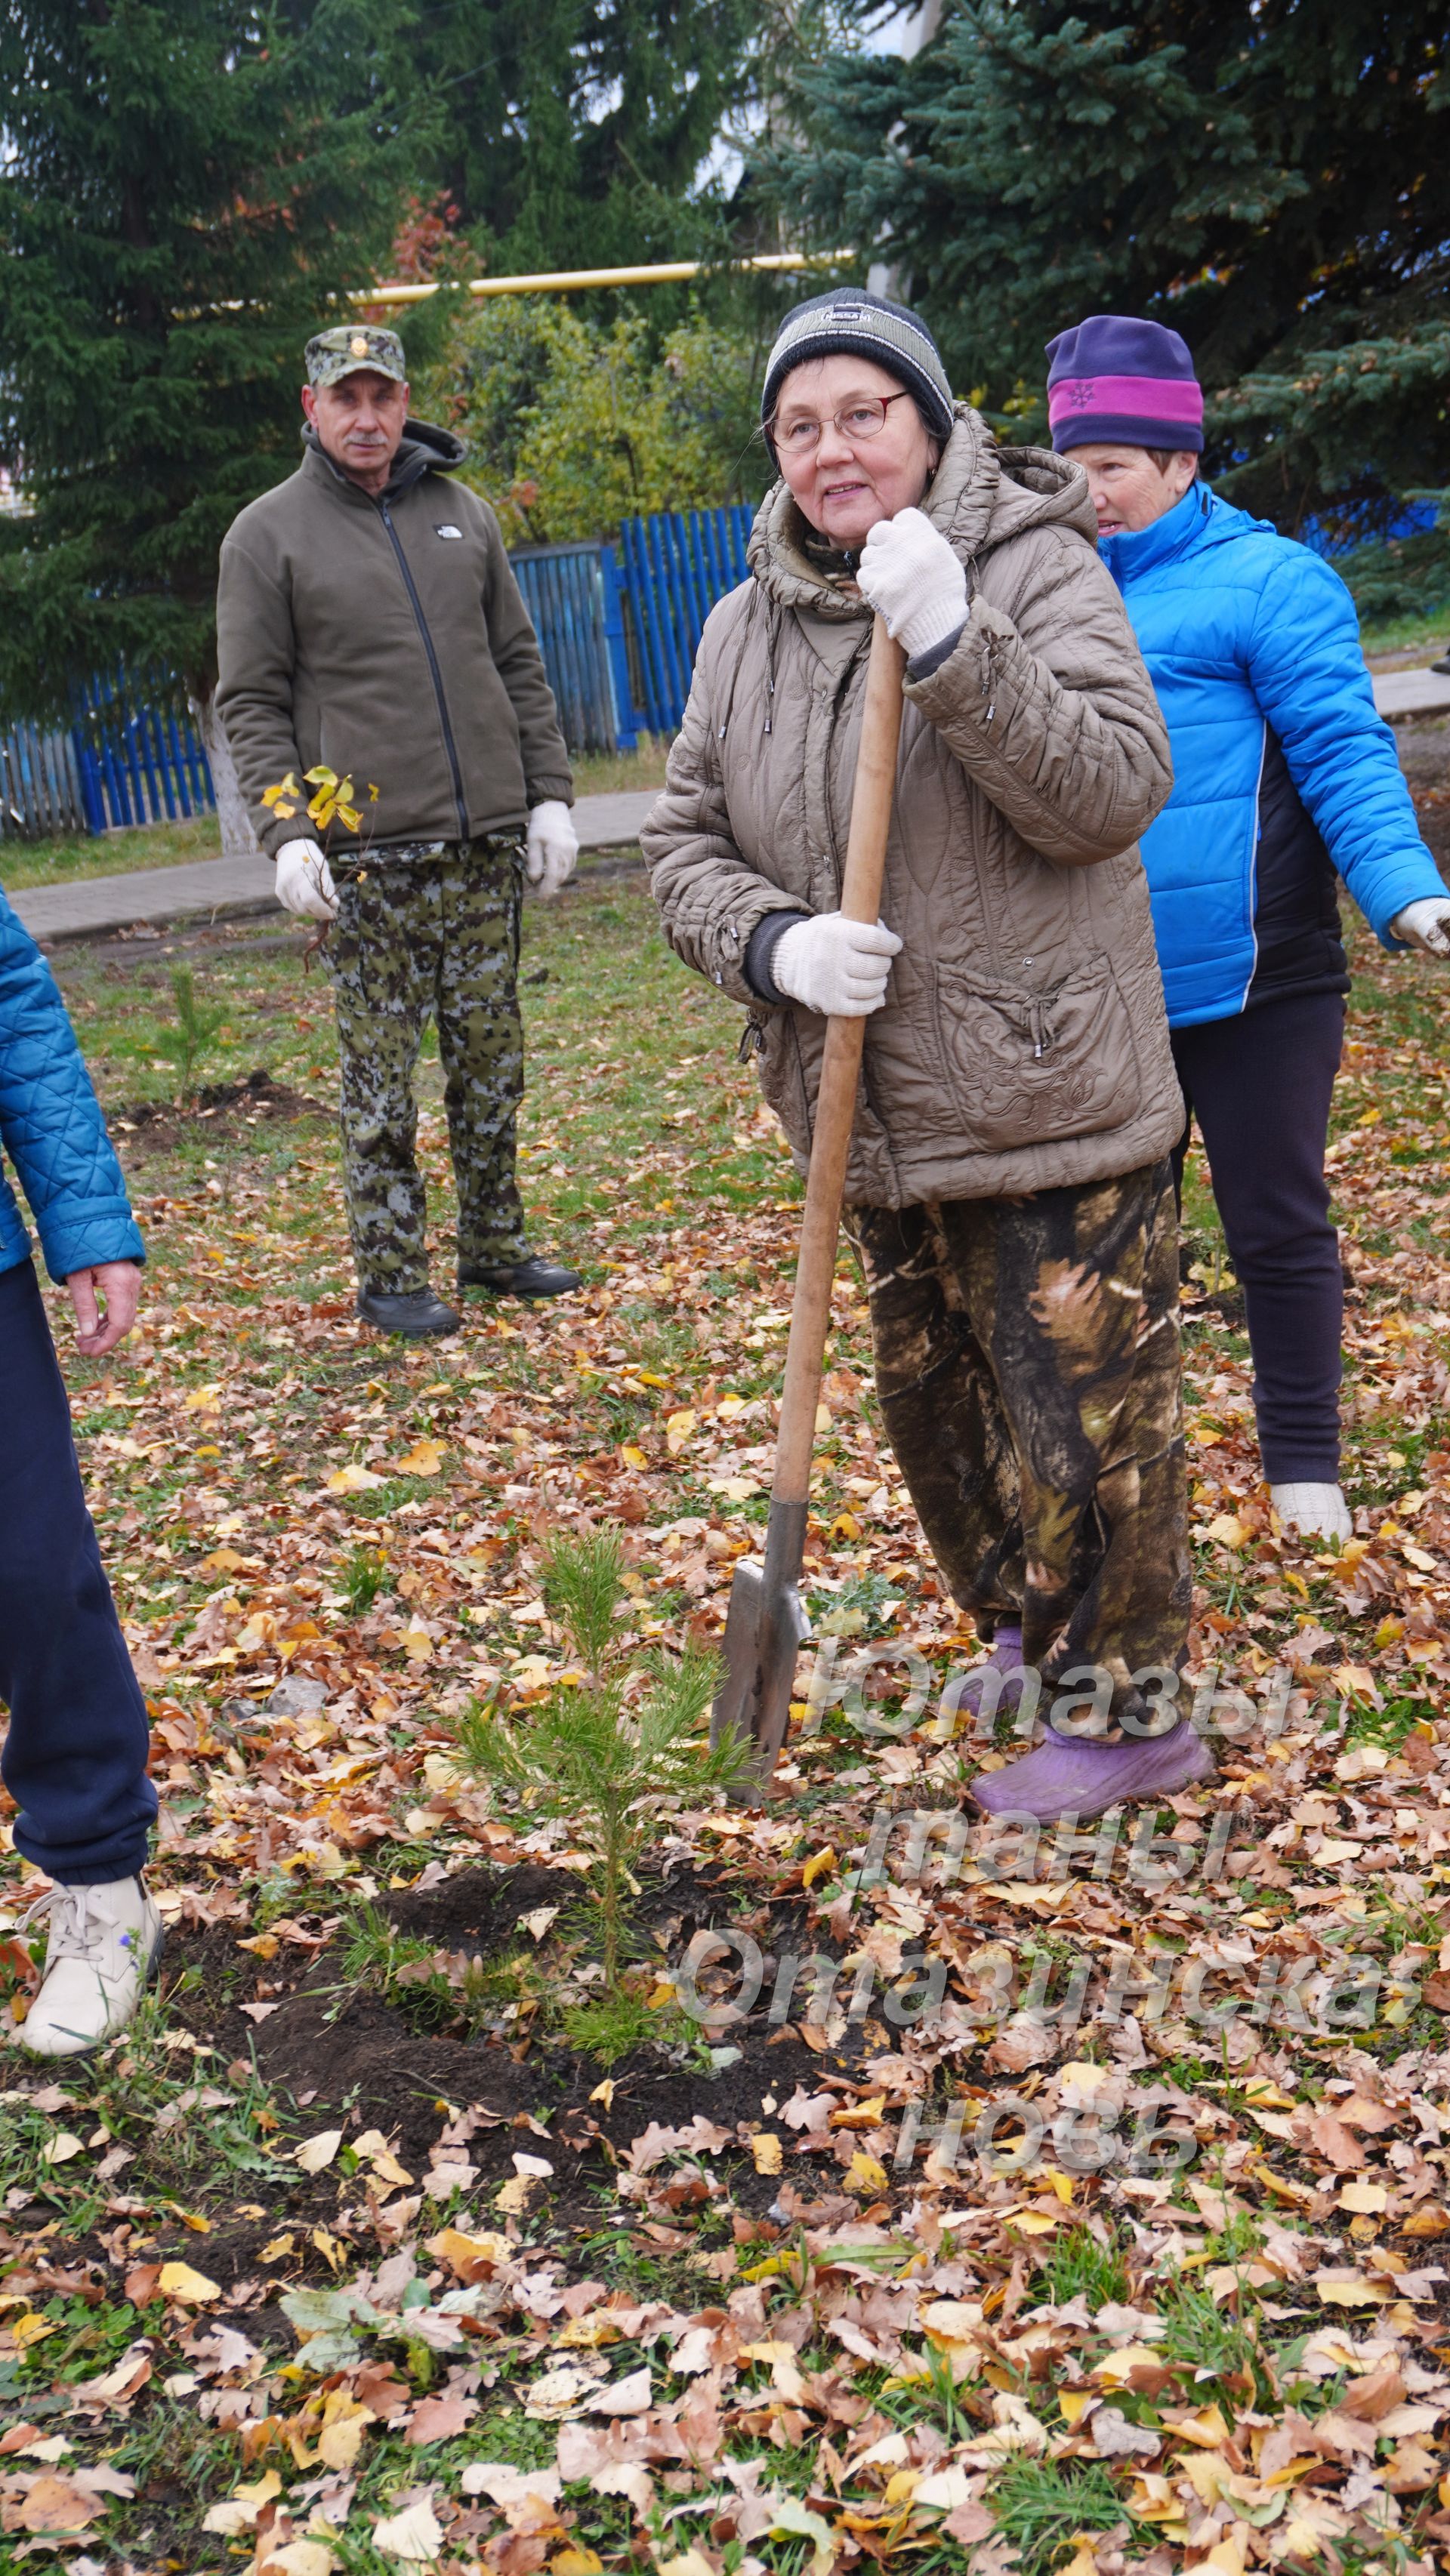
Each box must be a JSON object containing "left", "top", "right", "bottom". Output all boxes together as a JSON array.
[
  {"left": 845, "top": 1161, "right": 1190, "bottom": 1712},
  {"left": 325, "top": 843, "right": 528, "bottom": 1291}
]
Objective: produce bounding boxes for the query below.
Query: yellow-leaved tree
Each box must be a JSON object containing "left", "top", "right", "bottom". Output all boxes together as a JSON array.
[{"left": 433, "top": 300, "right": 769, "bottom": 545}]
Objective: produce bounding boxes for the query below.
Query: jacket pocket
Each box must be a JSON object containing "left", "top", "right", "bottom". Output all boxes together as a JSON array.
[{"left": 931, "top": 955, "right": 1141, "bottom": 1151}]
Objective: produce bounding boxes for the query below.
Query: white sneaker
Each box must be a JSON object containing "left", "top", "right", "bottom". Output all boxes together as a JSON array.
[
  {"left": 1271, "top": 1481, "right": 1353, "bottom": 1542},
  {"left": 18, "top": 1878, "right": 163, "bottom": 2058}
]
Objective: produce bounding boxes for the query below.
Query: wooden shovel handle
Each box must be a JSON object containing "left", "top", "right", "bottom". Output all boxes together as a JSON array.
[{"left": 773, "top": 615, "right": 905, "bottom": 1507}]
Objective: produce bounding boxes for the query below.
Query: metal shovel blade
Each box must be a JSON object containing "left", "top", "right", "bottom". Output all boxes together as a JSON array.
[{"left": 711, "top": 1502, "right": 810, "bottom": 1780}]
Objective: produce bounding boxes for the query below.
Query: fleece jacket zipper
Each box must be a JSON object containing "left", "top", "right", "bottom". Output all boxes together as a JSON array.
[{"left": 376, "top": 496, "right": 469, "bottom": 843}]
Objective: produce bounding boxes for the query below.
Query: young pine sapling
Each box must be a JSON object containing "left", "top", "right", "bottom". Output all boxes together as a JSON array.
[
  {"left": 454, "top": 1530, "right": 745, "bottom": 2020},
  {"left": 153, "top": 966, "right": 227, "bottom": 1102}
]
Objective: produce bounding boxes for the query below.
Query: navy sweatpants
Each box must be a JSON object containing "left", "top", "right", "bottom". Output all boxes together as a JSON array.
[
  {"left": 0, "top": 1258, "right": 155, "bottom": 1882},
  {"left": 1171, "top": 991, "right": 1345, "bottom": 1484}
]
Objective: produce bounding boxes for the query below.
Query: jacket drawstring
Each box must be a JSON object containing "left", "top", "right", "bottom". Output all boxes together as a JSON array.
[{"left": 716, "top": 582, "right": 757, "bottom": 748}]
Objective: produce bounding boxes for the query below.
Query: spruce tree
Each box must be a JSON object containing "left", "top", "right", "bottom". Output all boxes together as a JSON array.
[
  {"left": 766, "top": 0, "right": 1450, "bottom": 535},
  {"left": 412, "top": 0, "right": 766, "bottom": 273},
  {"left": 0, "top": 1, "right": 414, "bottom": 848}
]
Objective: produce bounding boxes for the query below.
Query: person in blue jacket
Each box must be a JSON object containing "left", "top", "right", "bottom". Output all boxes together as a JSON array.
[
  {"left": 1047, "top": 315, "right": 1450, "bottom": 1542},
  {"left": 0, "top": 889, "right": 160, "bottom": 2054}
]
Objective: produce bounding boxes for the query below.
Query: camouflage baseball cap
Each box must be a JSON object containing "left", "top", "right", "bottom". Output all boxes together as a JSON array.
[{"left": 305, "top": 325, "right": 407, "bottom": 389}]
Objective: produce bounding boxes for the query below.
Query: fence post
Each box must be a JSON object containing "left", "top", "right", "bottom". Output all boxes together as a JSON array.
[{"left": 598, "top": 546, "right": 640, "bottom": 752}]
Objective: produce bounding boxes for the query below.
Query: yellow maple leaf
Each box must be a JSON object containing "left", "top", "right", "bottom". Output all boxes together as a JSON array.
[{"left": 326, "top": 1462, "right": 384, "bottom": 1493}]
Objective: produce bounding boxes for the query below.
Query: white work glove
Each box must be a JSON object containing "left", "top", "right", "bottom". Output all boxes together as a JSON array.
[
  {"left": 274, "top": 838, "right": 337, "bottom": 923},
  {"left": 526, "top": 799, "right": 578, "bottom": 898},
  {"left": 856, "top": 506, "right": 970, "bottom": 664},
  {"left": 1390, "top": 895, "right": 1450, "bottom": 957},
  {"left": 772, "top": 911, "right": 902, "bottom": 1017}
]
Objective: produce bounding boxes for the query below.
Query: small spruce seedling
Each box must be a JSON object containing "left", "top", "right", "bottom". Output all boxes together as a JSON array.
[{"left": 455, "top": 1529, "right": 745, "bottom": 2017}]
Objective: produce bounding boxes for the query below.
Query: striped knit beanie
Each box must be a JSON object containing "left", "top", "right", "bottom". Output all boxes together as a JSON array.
[
  {"left": 1045, "top": 314, "right": 1204, "bottom": 454},
  {"left": 760, "top": 291, "right": 955, "bottom": 461}
]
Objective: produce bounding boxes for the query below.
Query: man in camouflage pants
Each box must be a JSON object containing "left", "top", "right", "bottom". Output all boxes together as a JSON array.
[
  {"left": 216, "top": 325, "right": 579, "bottom": 1337},
  {"left": 327, "top": 844, "right": 531, "bottom": 1305}
]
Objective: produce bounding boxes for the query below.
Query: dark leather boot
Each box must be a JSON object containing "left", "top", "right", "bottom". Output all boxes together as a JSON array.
[
  {"left": 458, "top": 1254, "right": 580, "bottom": 1299},
  {"left": 356, "top": 1286, "right": 460, "bottom": 1337}
]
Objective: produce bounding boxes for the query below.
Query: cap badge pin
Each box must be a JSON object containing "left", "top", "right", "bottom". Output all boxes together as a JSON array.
[{"left": 350, "top": 334, "right": 370, "bottom": 358}]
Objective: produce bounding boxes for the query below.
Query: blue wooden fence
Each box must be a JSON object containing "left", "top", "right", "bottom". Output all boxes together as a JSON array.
[
  {"left": 619, "top": 504, "right": 755, "bottom": 736},
  {"left": 510, "top": 541, "right": 637, "bottom": 755},
  {"left": 70, "top": 672, "right": 215, "bottom": 836}
]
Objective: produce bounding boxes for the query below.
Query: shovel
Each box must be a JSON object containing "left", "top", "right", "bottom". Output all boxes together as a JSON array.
[{"left": 713, "top": 613, "right": 906, "bottom": 1783}]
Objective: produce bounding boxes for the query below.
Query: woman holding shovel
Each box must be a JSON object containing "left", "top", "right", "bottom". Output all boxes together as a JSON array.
[{"left": 645, "top": 289, "right": 1204, "bottom": 1823}]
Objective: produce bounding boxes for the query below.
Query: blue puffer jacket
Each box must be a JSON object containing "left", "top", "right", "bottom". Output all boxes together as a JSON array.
[
  {"left": 0, "top": 887, "right": 143, "bottom": 1282},
  {"left": 1101, "top": 483, "right": 1444, "bottom": 1028}
]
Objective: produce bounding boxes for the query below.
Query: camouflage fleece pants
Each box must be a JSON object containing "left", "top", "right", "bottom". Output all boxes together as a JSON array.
[
  {"left": 845, "top": 1161, "right": 1190, "bottom": 1712},
  {"left": 325, "top": 843, "right": 528, "bottom": 1291}
]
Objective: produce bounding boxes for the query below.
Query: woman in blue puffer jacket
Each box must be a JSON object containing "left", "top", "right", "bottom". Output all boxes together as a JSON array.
[
  {"left": 1047, "top": 315, "right": 1450, "bottom": 1543},
  {"left": 0, "top": 886, "right": 161, "bottom": 2056}
]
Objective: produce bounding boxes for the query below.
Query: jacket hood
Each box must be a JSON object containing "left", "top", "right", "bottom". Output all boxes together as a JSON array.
[
  {"left": 301, "top": 415, "right": 466, "bottom": 502},
  {"left": 746, "top": 404, "right": 1098, "bottom": 618}
]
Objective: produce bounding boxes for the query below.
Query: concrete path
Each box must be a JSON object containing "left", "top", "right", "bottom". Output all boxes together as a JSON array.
[
  {"left": 10, "top": 787, "right": 656, "bottom": 948},
  {"left": 1371, "top": 666, "right": 1450, "bottom": 723}
]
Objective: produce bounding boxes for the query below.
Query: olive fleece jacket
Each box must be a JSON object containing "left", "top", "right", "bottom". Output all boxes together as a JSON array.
[
  {"left": 643, "top": 407, "right": 1183, "bottom": 1207},
  {"left": 215, "top": 422, "right": 572, "bottom": 858}
]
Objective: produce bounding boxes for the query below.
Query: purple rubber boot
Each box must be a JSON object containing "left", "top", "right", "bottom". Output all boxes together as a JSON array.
[
  {"left": 939, "top": 1623, "right": 1030, "bottom": 1736},
  {"left": 970, "top": 1716, "right": 1215, "bottom": 1823}
]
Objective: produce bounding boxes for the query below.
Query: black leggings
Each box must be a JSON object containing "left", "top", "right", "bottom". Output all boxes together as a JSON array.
[{"left": 1171, "top": 991, "right": 1345, "bottom": 1484}]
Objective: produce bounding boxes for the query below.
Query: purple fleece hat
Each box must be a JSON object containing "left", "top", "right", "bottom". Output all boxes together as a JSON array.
[{"left": 1045, "top": 314, "right": 1203, "bottom": 454}]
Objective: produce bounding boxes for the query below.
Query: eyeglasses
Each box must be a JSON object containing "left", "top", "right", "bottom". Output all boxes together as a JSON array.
[{"left": 770, "top": 390, "right": 915, "bottom": 452}]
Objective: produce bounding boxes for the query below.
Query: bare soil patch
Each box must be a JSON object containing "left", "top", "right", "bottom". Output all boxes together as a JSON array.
[{"left": 109, "top": 1066, "right": 330, "bottom": 1154}]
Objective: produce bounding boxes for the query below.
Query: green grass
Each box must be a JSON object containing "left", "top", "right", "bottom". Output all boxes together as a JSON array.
[
  {"left": 570, "top": 732, "right": 671, "bottom": 796},
  {"left": 1157, "top": 2276, "right": 1266, "bottom": 2405},
  {"left": 338, "top": 1544, "right": 393, "bottom": 1614},
  {"left": 1031, "top": 2223, "right": 1131, "bottom": 2311},
  {"left": 0, "top": 813, "right": 224, "bottom": 891},
  {"left": 48, "top": 878, "right": 798, "bottom": 1277},
  {"left": 1360, "top": 608, "right": 1450, "bottom": 662},
  {"left": 989, "top": 2456, "right": 1141, "bottom": 2576},
  {"left": 0, "top": 1978, "right": 282, "bottom": 2229}
]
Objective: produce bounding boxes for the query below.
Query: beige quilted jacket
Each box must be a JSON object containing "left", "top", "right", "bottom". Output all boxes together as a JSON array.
[{"left": 643, "top": 408, "right": 1184, "bottom": 1206}]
